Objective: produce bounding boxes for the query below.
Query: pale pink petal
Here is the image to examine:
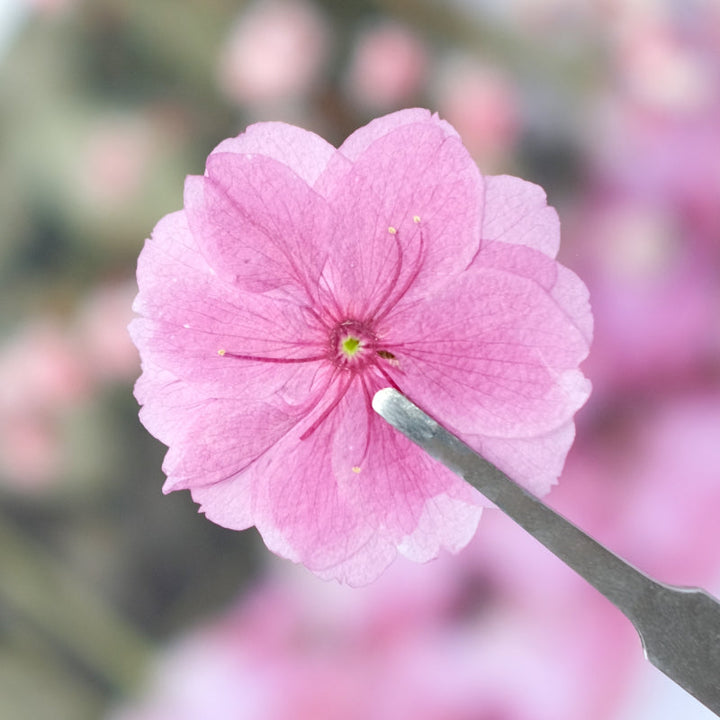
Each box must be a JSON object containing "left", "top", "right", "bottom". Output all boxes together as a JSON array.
[
  {"left": 194, "top": 379, "right": 483, "bottom": 584},
  {"left": 134, "top": 357, "right": 330, "bottom": 496},
  {"left": 475, "top": 240, "right": 594, "bottom": 344},
  {"left": 194, "top": 396, "right": 387, "bottom": 580},
  {"left": 210, "top": 121, "right": 335, "bottom": 187},
  {"left": 468, "top": 421, "right": 577, "bottom": 497},
  {"left": 132, "top": 209, "right": 333, "bottom": 494},
  {"left": 187, "top": 465, "right": 257, "bottom": 534},
  {"left": 397, "top": 494, "right": 483, "bottom": 563},
  {"left": 472, "top": 240, "right": 558, "bottom": 289},
  {"left": 313, "top": 109, "right": 463, "bottom": 197},
  {"left": 481, "top": 174, "right": 561, "bottom": 257},
  {"left": 329, "top": 379, "right": 479, "bottom": 535},
  {"left": 131, "top": 210, "right": 328, "bottom": 401},
  {"left": 386, "top": 267, "right": 591, "bottom": 439},
  {"left": 320, "top": 120, "right": 484, "bottom": 317},
  {"left": 134, "top": 363, "right": 203, "bottom": 445},
  {"left": 131, "top": 315, "right": 327, "bottom": 413},
  {"left": 310, "top": 533, "right": 399, "bottom": 587},
  {"left": 160, "top": 393, "right": 309, "bottom": 494},
  {"left": 552, "top": 264, "right": 594, "bottom": 344},
  {"left": 335, "top": 108, "right": 455, "bottom": 161},
  {"left": 184, "top": 153, "right": 332, "bottom": 295}
]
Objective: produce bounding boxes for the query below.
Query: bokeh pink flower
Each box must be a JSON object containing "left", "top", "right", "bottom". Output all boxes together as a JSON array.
[
  {"left": 0, "top": 321, "right": 87, "bottom": 490},
  {"left": 217, "top": 0, "right": 330, "bottom": 111},
  {"left": 0, "top": 283, "right": 139, "bottom": 492},
  {"left": 130, "top": 108, "right": 592, "bottom": 584},
  {"left": 432, "top": 56, "right": 521, "bottom": 170},
  {"left": 108, "top": 527, "right": 636, "bottom": 720},
  {"left": 557, "top": 391, "right": 720, "bottom": 588},
  {"left": 76, "top": 281, "right": 140, "bottom": 383},
  {"left": 344, "top": 22, "right": 427, "bottom": 111},
  {"left": 79, "top": 117, "right": 155, "bottom": 211},
  {"left": 571, "top": 198, "right": 716, "bottom": 397}
]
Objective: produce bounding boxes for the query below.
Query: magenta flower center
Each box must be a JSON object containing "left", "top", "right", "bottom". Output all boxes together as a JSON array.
[{"left": 330, "top": 319, "right": 378, "bottom": 370}]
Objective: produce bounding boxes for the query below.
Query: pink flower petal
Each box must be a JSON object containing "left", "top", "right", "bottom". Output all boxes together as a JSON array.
[
  {"left": 335, "top": 108, "right": 457, "bottom": 161},
  {"left": 210, "top": 121, "right": 335, "bottom": 187},
  {"left": 328, "top": 380, "right": 479, "bottom": 536},
  {"left": 481, "top": 174, "right": 561, "bottom": 257},
  {"left": 472, "top": 240, "right": 558, "bottom": 289},
  {"left": 193, "top": 379, "right": 483, "bottom": 584},
  {"left": 194, "top": 395, "right": 395, "bottom": 583},
  {"left": 184, "top": 153, "right": 332, "bottom": 295},
  {"left": 312, "top": 110, "right": 455, "bottom": 203},
  {"left": 162, "top": 396, "right": 309, "bottom": 495},
  {"left": 475, "top": 240, "right": 593, "bottom": 344},
  {"left": 397, "top": 493, "right": 483, "bottom": 563},
  {"left": 469, "top": 421, "right": 577, "bottom": 497},
  {"left": 551, "top": 264, "right": 594, "bottom": 345},
  {"left": 320, "top": 119, "right": 484, "bottom": 316},
  {"left": 131, "top": 210, "right": 328, "bottom": 402},
  {"left": 386, "top": 267, "right": 591, "bottom": 440},
  {"left": 131, "top": 209, "right": 335, "bottom": 494}
]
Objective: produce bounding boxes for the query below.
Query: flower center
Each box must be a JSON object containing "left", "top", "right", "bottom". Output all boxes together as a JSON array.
[
  {"left": 342, "top": 336, "right": 360, "bottom": 356},
  {"left": 330, "top": 319, "right": 377, "bottom": 370}
]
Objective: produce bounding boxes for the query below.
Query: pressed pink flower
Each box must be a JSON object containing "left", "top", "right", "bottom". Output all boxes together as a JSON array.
[{"left": 130, "top": 109, "right": 592, "bottom": 584}]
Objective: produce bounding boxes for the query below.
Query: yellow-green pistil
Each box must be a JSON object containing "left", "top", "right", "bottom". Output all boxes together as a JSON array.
[{"left": 342, "top": 336, "right": 361, "bottom": 356}]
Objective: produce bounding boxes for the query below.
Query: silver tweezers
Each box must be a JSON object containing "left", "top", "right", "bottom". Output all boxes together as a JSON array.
[{"left": 373, "top": 388, "right": 720, "bottom": 716}]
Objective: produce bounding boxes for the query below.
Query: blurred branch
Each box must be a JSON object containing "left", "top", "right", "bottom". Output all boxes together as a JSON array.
[{"left": 0, "top": 509, "right": 152, "bottom": 695}]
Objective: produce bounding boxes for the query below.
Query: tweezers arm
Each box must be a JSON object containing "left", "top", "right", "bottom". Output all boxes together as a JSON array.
[
  {"left": 372, "top": 388, "right": 720, "bottom": 716},
  {"left": 372, "top": 390, "right": 652, "bottom": 613}
]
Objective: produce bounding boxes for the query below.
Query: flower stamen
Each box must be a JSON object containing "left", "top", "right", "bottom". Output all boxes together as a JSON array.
[{"left": 217, "top": 349, "right": 325, "bottom": 364}]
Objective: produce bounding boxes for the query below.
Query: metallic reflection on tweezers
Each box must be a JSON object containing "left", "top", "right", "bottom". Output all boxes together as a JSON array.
[{"left": 372, "top": 388, "right": 720, "bottom": 717}]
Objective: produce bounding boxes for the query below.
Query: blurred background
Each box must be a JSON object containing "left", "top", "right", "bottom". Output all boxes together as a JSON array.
[{"left": 1, "top": 0, "right": 719, "bottom": 718}]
